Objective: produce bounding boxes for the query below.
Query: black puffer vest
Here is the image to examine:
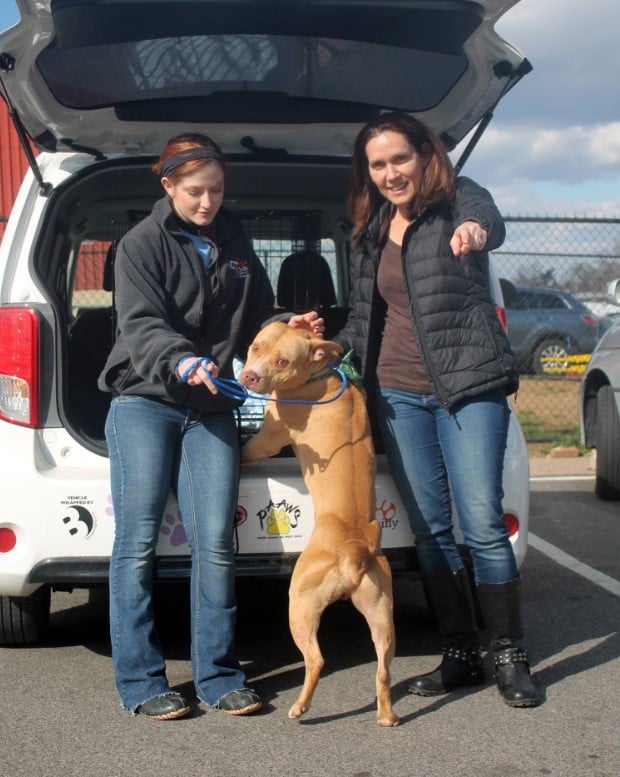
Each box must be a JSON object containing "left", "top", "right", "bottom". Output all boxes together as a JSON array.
[{"left": 335, "top": 177, "right": 519, "bottom": 410}]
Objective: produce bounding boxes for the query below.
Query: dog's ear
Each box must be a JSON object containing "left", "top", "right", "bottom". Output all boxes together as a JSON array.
[{"left": 311, "top": 339, "right": 343, "bottom": 364}]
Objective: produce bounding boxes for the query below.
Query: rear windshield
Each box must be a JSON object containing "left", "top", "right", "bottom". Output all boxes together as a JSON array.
[{"left": 37, "top": 33, "right": 467, "bottom": 115}]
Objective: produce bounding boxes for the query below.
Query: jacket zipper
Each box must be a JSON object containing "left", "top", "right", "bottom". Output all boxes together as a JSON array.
[{"left": 399, "top": 219, "right": 451, "bottom": 410}]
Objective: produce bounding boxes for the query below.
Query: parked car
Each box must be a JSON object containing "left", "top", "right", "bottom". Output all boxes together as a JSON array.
[
  {"left": 0, "top": 0, "right": 532, "bottom": 644},
  {"left": 599, "top": 311, "right": 620, "bottom": 336},
  {"left": 502, "top": 283, "right": 600, "bottom": 375},
  {"left": 579, "top": 279, "right": 620, "bottom": 500}
]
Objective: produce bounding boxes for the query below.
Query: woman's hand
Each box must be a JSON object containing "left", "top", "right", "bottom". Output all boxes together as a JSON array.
[
  {"left": 451, "top": 220, "right": 487, "bottom": 256},
  {"left": 288, "top": 310, "right": 325, "bottom": 338},
  {"left": 178, "top": 356, "right": 220, "bottom": 394}
]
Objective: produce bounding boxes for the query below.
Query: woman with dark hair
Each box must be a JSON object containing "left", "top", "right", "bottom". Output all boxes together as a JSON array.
[
  {"left": 99, "top": 133, "right": 323, "bottom": 720},
  {"left": 336, "top": 112, "right": 541, "bottom": 708}
]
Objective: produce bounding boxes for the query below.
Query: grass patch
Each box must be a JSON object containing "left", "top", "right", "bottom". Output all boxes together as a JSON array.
[
  {"left": 515, "top": 409, "right": 579, "bottom": 442},
  {"left": 539, "top": 433, "right": 589, "bottom": 456},
  {"left": 510, "top": 376, "right": 581, "bottom": 446}
]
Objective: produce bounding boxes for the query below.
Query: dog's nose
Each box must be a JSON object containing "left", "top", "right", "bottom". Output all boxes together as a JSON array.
[{"left": 239, "top": 369, "right": 259, "bottom": 388}]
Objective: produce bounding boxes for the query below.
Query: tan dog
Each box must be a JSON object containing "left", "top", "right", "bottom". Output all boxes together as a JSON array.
[{"left": 239, "top": 321, "right": 399, "bottom": 727}]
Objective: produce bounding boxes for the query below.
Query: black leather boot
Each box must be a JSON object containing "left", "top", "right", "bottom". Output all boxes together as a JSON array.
[
  {"left": 477, "top": 577, "right": 542, "bottom": 708},
  {"left": 407, "top": 568, "right": 484, "bottom": 697}
]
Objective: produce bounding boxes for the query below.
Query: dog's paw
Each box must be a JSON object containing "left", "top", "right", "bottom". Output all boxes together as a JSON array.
[
  {"left": 378, "top": 712, "right": 400, "bottom": 727},
  {"left": 288, "top": 702, "right": 307, "bottom": 720}
]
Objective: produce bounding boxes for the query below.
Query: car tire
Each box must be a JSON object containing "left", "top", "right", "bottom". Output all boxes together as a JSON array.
[
  {"left": 594, "top": 385, "right": 620, "bottom": 500},
  {"left": 0, "top": 586, "right": 51, "bottom": 646},
  {"left": 532, "top": 338, "right": 569, "bottom": 376}
]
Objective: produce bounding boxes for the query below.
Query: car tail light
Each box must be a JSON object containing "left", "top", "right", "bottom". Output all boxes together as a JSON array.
[
  {"left": 494, "top": 303, "right": 508, "bottom": 334},
  {"left": 0, "top": 307, "right": 40, "bottom": 427},
  {"left": 581, "top": 313, "right": 599, "bottom": 327},
  {"left": 503, "top": 512, "right": 519, "bottom": 537},
  {"left": 0, "top": 527, "right": 17, "bottom": 553}
]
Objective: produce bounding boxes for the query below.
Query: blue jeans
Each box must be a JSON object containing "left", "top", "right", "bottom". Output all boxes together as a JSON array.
[
  {"left": 376, "top": 388, "right": 518, "bottom": 584},
  {"left": 106, "top": 395, "right": 247, "bottom": 711}
]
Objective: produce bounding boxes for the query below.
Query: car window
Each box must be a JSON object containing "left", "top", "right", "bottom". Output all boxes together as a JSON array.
[
  {"left": 509, "top": 290, "right": 567, "bottom": 311},
  {"left": 70, "top": 240, "right": 113, "bottom": 316},
  {"left": 68, "top": 224, "right": 342, "bottom": 316},
  {"left": 239, "top": 213, "right": 342, "bottom": 309},
  {"left": 509, "top": 291, "right": 538, "bottom": 310},
  {"left": 535, "top": 293, "right": 567, "bottom": 310},
  {"left": 39, "top": 34, "right": 467, "bottom": 116}
]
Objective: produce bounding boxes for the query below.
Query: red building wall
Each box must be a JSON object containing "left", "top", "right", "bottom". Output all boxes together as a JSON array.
[
  {"left": 0, "top": 99, "right": 30, "bottom": 242},
  {"left": 0, "top": 102, "right": 109, "bottom": 291}
]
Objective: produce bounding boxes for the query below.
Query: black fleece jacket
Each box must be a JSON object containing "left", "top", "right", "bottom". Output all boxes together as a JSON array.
[
  {"left": 335, "top": 177, "right": 519, "bottom": 410},
  {"left": 98, "top": 197, "right": 279, "bottom": 412}
]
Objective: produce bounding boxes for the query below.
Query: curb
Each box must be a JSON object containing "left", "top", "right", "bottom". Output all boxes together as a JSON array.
[{"left": 529, "top": 451, "right": 596, "bottom": 478}]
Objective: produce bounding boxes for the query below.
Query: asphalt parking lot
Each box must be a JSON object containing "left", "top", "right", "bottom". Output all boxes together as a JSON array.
[{"left": 0, "top": 471, "right": 618, "bottom": 777}]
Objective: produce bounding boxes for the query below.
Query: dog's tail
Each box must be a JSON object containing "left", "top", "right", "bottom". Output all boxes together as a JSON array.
[{"left": 340, "top": 539, "right": 374, "bottom": 589}]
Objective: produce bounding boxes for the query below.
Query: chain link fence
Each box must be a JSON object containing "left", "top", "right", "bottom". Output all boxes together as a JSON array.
[{"left": 493, "top": 217, "right": 620, "bottom": 443}]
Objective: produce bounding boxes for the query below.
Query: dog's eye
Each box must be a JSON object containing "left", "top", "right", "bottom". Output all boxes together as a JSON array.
[{"left": 276, "top": 358, "right": 289, "bottom": 368}]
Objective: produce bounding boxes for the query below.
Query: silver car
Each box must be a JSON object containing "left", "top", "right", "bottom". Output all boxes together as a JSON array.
[{"left": 579, "top": 279, "right": 620, "bottom": 500}]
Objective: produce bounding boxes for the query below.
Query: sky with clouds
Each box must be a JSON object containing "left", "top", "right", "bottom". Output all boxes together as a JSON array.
[
  {"left": 459, "top": 0, "right": 620, "bottom": 217},
  {"left": 0, "top": 0, "right": 617, "bottom": 218}
]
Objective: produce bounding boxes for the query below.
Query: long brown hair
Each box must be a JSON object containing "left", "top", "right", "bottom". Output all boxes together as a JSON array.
[
  {"left": 347, "top": 112, "right": 455, "bottom": 244},
  {"left": 152, "top": 133, "right": 226, "bottom": 182}
]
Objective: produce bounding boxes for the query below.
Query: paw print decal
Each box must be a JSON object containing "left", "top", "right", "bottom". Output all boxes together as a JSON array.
[
  {"left": 160, "top": 511, "right": 188, "bottom": 547},
  {"left": 265, "top": 507, "right": 292, "bottom": 535},
  {"left": 105, "top": 494, "right": 114, "bottom": 518}
]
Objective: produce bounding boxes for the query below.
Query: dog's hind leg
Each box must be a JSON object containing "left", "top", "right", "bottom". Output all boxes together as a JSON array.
[
  {"left": 287, "top": 555, "right": 338, "bottom": 721},
  {"left": 350, "top": 555, "right": 400, "bottom": 727}
]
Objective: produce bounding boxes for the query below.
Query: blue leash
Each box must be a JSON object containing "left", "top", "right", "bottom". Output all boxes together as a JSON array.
[{"left": 180, "top": 357, "right": 348, "bottom": 405}]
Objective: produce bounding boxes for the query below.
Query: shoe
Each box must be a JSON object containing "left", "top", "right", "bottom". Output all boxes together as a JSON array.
[
  {"left": 216, "top": 689, "right": 262, "bottom": 716},
  {"left": 137, "top": 693, "right": 190, "bottom": 720},
  {"left": 407, "top": 644, "right": 485, "bottom": 696},
  {"left": 493, "top": 647, "right": 542, "bottom": 708}
]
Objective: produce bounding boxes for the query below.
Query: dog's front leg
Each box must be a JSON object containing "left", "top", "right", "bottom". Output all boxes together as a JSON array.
[
  {"left": 241, "top": 414, "right": 290, "bottom": 463},
  {"left": 241, "top": 432, "right": 278, "bottom": 463}
]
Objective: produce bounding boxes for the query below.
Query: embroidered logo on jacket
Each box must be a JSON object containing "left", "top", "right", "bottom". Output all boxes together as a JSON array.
[{"left": 230, "top": 257, "right": 250, "bottom": 278}]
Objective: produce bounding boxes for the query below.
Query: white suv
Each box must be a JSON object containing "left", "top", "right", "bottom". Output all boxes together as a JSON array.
[{"left": 0, "top": 0, "right": 532, "bottom": 644}]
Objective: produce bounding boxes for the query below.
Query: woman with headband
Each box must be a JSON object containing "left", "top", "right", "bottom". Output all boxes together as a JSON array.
[{"left": 99, "top": 133, "right": 323, "bottom": 720}]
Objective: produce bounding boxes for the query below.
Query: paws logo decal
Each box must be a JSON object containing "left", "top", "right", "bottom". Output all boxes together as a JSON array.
[
  {"left": 257, "top": 499, "right": 301, "bottom": 536},
  {"left": 62, "top": 505, "right": 96, "bottom": 539}
]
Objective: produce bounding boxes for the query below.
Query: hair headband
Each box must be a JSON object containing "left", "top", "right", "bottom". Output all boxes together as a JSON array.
[{"left": 160, "top": 146, "right": 225, "bottom": 178}]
